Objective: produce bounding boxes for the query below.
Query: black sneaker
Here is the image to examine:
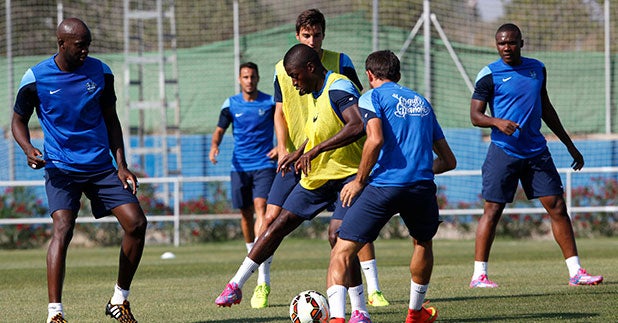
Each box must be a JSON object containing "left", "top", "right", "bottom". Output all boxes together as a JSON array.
[{"left": 105, "top": 300, "right": 138, "bottom": 323}]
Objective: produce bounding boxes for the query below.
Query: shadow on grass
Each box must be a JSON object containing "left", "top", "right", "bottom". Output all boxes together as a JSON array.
[
  {"left": 439, "top": 313, "right": 599, "bottom": 322},
  {"left": 193, "top": 317, "right": 289, "bottom": 323},
  {"left": 434, "top": 291, "right": 602, "bottom": 322}
]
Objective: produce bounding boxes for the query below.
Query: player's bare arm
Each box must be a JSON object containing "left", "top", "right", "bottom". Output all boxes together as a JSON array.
[
  {"left": 432, "top": 138, "right": 457, "bottom": 175},
  {"left": 102, "top": 101, "right": 139, "bottom": 195},
  {"left": 539, "top": 78, "right": 584, "bottom": 170},
  {"left": 11, "top": 112, "right": 46, "bottom": 169},
  {"left": 340, "top": 117, "right": 382, "bottom": 207},
  {"left": 470, "top": 98, "right": 519, "bottom": 135},
  {"left": 273, "top": 102, "right": 290, "bottom": 162},
  {"left": 209, "top": 127, "right": 226, "bottom": 164}
]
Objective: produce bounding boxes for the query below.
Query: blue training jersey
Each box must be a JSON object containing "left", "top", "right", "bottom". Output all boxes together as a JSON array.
[
  {"left": 217, "top": 91, "right": 276, "bottom": 172},
  {"left": 13, "top": 55, "right": 116, "bottom": 172},
  {"left": 472, "top": 57, "right": 547, "bottom": 158},
  {"left": 359, "top": 82, "right": 444, "bottom": 187}
]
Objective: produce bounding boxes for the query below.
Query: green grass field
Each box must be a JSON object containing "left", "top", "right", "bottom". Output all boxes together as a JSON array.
[{"left": 1, "top": 237, "right": 616, "bottom": 322}]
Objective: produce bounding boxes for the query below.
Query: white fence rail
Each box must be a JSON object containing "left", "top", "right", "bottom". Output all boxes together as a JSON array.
[{"left": 1, "top": 167, "right": 618, "bottom": 246}]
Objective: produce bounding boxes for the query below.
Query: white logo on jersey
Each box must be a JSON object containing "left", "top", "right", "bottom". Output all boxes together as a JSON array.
[
  {"left": 393, "top": 93, "right": 429, "bottom": 118},
  {"left": 235, "top": 113, "right": 243, "bottom": 117},
  {"left": 258, "top": 109, "right": 265, "bottom": 116},
  {"left": 49, "top": 89, "right": 61, "bottom": 94},
  {"left": 502, "top": 76, "right": 512, "bottom": 82},
  {"left": 86, "top": 81, "right": 97, "bottom": 93}
]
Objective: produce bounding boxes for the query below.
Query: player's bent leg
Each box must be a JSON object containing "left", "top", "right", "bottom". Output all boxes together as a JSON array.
[
  {"left": 217, "top": 210, "right": 304, "bottom": 308},
  {"left": 410, "top": 239, "right": 433, "bottom": 287},
  {"left": 252, "top": 197, "right": 268, "bottom": 237},
  {"left": 240, "top": 206, "right": 256, "bottom": 244},
  {"left": 113, "top": 203, "right": 147, "bottom": 290},
  {"left": 538, "top": 195, "right": 603, "bottom": 285},
  {"left": 327, "top": 239, "right": 364, "bottom": 322},
  {"left": 539, "top": 195, "right": 578, "bottom": 258},
  {"left": 328, "top": 218, "right": 343, "bottom": 248},
  {"left": 327, "top": 238, "right": 363, "bottom": 287},
  {"left": 249, "top": 210, "right": 304, "bottom": 264},
  {"left": 251, "top": 198, "right": 273, "bottom": 308},
  {"left": 407, "top": 239, "right": 437, "bottom": 323},
  {"left": 108, "top": 203, "right": 146, "bottom": 322},
  {"left": 358, "top": 243, "right": 390, "bottom": 307},
  {"left": 47, "top": 211, "right": 75, "bottom": 322},
  {"left": 47, "top": 210, "right": 77, "bottom": 303},
  {"left": 474, "top": 201, "right": 505, "bottom": 262},
  {"left": 471, "top": 201, "right": 504, "bottom": 288}
]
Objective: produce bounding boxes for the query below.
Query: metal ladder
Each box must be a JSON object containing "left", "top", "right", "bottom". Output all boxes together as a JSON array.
[{"left": 123, "top": 0, "right": 181, "bottom": 203}]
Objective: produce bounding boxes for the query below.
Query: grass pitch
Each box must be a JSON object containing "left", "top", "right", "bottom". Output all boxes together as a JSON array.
[{"left": 1, "top": 237, "right": 616, "bottom": 322}]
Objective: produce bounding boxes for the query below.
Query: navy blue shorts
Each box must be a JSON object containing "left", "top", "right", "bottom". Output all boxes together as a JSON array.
[
  {"left": 45, "top": 167, "right": 139, "bottom": 219},
  {"left": 338, "top": 181, "right": 440, "bottom": 243},
  {"left": 281, "top": 175, "right": 356, "bottom": 220},
  {"left": 230, "top": 168, "right": 276, "bottom": 209},
  {"left": 266, "top": 170, "right": 301, "bottom": 207},
  {"left": 482, "top": 143, "right": 563, "bottom": 203}
]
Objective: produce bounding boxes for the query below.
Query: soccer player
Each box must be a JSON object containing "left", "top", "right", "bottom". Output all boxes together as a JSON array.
[
  {"left": 326, "top": 50, "right": 456, "bottom": 323},
  {"left": 11, "top": 18, "right": 146, "bottom": 323},
  {"left": 209, "top": 62, "right": 276, "bottom": 255},
  {"left": 251, "top": 8, "right": 389, "bottom": 309},
  {"left": 468, "top": 23, "right": 603, "bottom": 288},
  {"left": 216, "top": 44, "right": 371, "bottom": 321}
]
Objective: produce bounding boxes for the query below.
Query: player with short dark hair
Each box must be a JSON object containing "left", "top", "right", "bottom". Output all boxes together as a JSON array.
[
  {"left": 468, "top": 23, "right": 603, "bottom": 288},
  {"left": 216, "top": 44, "right": 373, "bottom": 322},
  {"left": 255, "top": 8, "right": 389, "bottom": 309},
  {"left": 209, "top": 61, "right": 277, "bottom": 276},
  {"left": 326, "top": 50, "right": 456, "bottom": 323},
  {"left": 12, "top": 17, "right": 146, "bottom": 323}
]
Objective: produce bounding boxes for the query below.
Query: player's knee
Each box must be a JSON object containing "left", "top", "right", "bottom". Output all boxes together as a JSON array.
[
  {"left": 125, "top": 215, "right": 148, "bottom": 238},
  {"left": 328, "top": 232, "right": 338, "bottom": 248}
]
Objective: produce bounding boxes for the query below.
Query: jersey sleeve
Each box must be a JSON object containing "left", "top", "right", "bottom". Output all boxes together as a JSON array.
[
  {"left": 100, "top": 74, "right": 117, "bottom": 107},
  {"left": 358, "top": 90, "right": 378, "bottom": 126},
  {"left": 217, "top": 99, "right": 233, "bottom": 129},
  {"left": 339, "top": 53, "right": 363, "bottom": 91},
  {"left": 329, "top": 78, "right": 360, "bottom": 110},
  {"left": 471, "top": 66, "right": 493, "bottom": 102},
  {"left": 13, "top": 69, "right": 39, "bottom": 118},
  {"left": 273, "top": 69, "right": 283, "bottom": 103}
]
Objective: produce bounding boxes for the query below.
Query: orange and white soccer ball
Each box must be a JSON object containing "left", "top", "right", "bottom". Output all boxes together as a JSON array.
[{"left": 289, "top": 290, "right": 330, "bottom": 323}]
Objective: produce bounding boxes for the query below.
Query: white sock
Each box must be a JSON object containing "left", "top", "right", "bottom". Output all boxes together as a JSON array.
[
  {"left": 230, "top": 257, "right": 259, "bottom": 289},
  {"left": 473, "top": 261, "right": 488, "bottom": 279},
  {"left": 47, "top": 303, "right": 63, "bottom": 320},
  {"left": 348, "top": 284, "right": 368, "bottom": 314},
  {"left": 246, "top": 242, "right": 255, "bottom": 253},
  {"left": 360, "top": 259, "right": 380, "bottom": 293},
  {"left": 327, "top": 285, "right": 347, "bottom": 319},
  {"left": 257, "top": 255, "right": 273, "bottom": 285},
  {"left": 565, "top": 256, "right": 582, "bottom": 277},
  {"left": 409, "top": 280, "right": 428, "bottom": 310},
  {"left": 111, "top": 284, "right": 130, "bottom": 304}
]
